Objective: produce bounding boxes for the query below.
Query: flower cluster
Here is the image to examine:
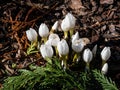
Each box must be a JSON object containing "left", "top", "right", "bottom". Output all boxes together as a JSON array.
[{"left": 26, "top": 13, "right": 111, "bottom": 74}]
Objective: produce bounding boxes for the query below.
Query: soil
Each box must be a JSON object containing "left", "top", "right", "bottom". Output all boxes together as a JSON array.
[{"left": 0, "top": 0, "right": 120, "bottom": 89}]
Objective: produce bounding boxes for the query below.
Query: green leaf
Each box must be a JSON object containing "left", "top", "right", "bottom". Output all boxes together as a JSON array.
[{"left": 93, "top": 70, "right": 118, "bottom": 90}]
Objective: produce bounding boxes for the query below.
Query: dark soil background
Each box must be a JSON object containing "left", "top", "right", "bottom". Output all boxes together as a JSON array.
[{"left": 0, "top": 0, "right": 120, "bottom": 89}]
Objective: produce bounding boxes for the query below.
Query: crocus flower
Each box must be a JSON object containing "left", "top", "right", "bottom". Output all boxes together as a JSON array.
[
  {"left": 101, "top": 47, "right": 111, "bottom": 61},
  {"left": 67, "top": 13, "right": 76, "bottom": 29},
  {"left": 52, "top": 21, "right": 59, "bottom": 31},
  {"left": 40, "top": 44, "right": 54, "bottom": 59},
  {"left": 101, "top": 63, "right": 108, "bottom": 75},
  {"left": 83, "top": 48, "right": 93, "bottom": 63},
  {"left": 61, "top": 13, "right": 76, "bottom": 31},
  {"left": 72, "top": 39, "right": 84, "bottom": 62},
  {"left": 39, "top": 23, "right": 49, "bottom": 38},
  {"left": 45, "top": 40, "right": 52, "bottom": 46},
  {"left": 72, "top": 39, "right": 84, "bottom": 53},
  {"left": 72, "top": 32, "right": 79, "bottom": 43},
  {"left": 92, "top": 44, "right": 97, "bottom": 57},
  {"left": 61, "top": 17, "right": 70, "bottom": 32},
  {"left": 48, "top": 33, "right": 60, "bottom": 47},
  {"left": 61, "top": 13, "right": 76, "bottom": 38},
  {"left": 26, "top": 28, "right": 38, "bottom": 42},
  {"left": 83, "top": 48, "right": 93, "bottom": 70},
  {"left": 57, "top": 39, "right": 69, "bottom": 56}
]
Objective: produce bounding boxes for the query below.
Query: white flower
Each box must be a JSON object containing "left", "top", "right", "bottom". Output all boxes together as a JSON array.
[
  {"left": 101, "top": 47, "right": 111, "bottom": 61},
  {"left": 61, "top": 18, "right": 70, "bottom": 31},
  {"left": 40, "top": 44, "right": 54, "bottom": 59},
  {"left": 61, "top": 13, "right": 76, "bottom": 31},
  {"left": 26, "top": 28, "right": 38, "bottom": 42},
  {"left": 52, "top": 21, "right": 59, "bottom": 31},
  {"left": 57, "top": 39, "right": 69, "bottom": 56},
  {"left": 101, "top": 63, "right": 108, "bottom": 75},
  {"left": 92, "top": 44, "right": 97, "bottom": 57},
  {"left": 72, "top": 32, "right": 79, "bottom": 43},
  {"left": 39, "top": 23, "right": 49, "bottom": 38},
  {"left": 45, "top": 39, "right": 52, "bottom": 46},
  {"left": 72, "top": 39, "right": 84, "bottom": 53},
  {"left": 67, "top": 13, "right": 76, "bottom": 28},
  {"left": 83, "top": 48, "right": 93, "bottom": 63},
  {"left": 47, "top": 33, "right": 60, "bottom": 46}
]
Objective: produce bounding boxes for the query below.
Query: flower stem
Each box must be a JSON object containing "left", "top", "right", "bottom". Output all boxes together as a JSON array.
[
  {"left": 61, "top": 55, "right": 68, "bottom": 70},
  {"left": 42, "top": 37, "right": 47, "bottom": 43},
  {"left": 73, "top": 53, "right": 79, "bottom": 62},
  {"left": 69, "top": 29, "right": 74, "bottom": 38},
  {"left": 85, "top": 63, "right": 90, "bottom": 72},
  {"left": 55, "top": 46, "right": 59, "bottom": 57},
  {"left": 64, "top": 31, "right": 68, "bottom": 39},
  {"left": 102, "top": 60, "right": 106, "bottom": 67},
  {"left": 27, "top": 42, "right": 38, "bottom": 55},
  {"left": 50, "top": 29, "right": 54, "bottom": 34}
]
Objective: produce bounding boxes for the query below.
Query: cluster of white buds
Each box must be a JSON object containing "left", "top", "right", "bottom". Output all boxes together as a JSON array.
[{"left": 26, "top": 12, "right": 111, "bottom": 73}]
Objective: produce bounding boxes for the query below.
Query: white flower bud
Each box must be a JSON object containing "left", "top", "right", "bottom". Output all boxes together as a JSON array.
[
  {"left": 101, "top": 47, "right": 111, "bottom": 61},
  {"left": 66, "top": 13, "right": 76, "bottom": 29},
  {"left": 40, "top": 44, "right": 54, "bottom": 59},
  {"left": 48, "top": 33, "right": 60, "bottom": 46},
  {"left": 45, "top": 39, "right": 52, "bottom": 46},
  {"left": 72, "top": 32, "right": 79, "bottom": 43},
  {"left": 39, "top": 23, "right": 49, "bottom": 38},
  {"left": 61, "top": 18, "right": 70, "bottom": 32},
  {"left": 57, "top": 39, "right": 69, "bottom": 56},
  {"left": 72, "top": 39, "right": 84, "bottom": 53},
  {"left": 52, "top": 21, "right": 59, "bottom": 31},
  {"left": 26, "top": 28, "right": 38, "bottom": 42},
  {"left": 92, "top": 44, "right": 97, "bottom": 57},
  {"left": 83, "top": 48, "right": 93, "bottom": 63},
  {"left": 101, "top": 63, "right": 108, "bottom": 75},
  {"left": 61, "top": 13, "right": 76, "bottom": 31}
]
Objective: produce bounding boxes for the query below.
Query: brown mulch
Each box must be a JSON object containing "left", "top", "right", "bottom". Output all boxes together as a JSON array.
[{"left": 0, "top": 0, "right": 120, "bottom": 89}]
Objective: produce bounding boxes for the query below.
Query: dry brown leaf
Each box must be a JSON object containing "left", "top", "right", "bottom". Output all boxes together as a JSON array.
[
  {"left": 70, "top": 0, "right": 85, "bottom": 10},
  {"left": 69, "top": 0, "right": 87, "bottom": 15},
  {"left": 0, "top": 44, "right": 3, "bottom": 49},
  {"left": 81, "top": 38, "right": 90, "bottom": 45},
  {"left": 115, "top": 24, "right": 120, "bottom": 28},
  {"left": 91, "top": 35, "right": 99, "bottom": 43},
  {"left": 100, "top": 0, "right": 114, "bottom": 4},
  {"left": 109, "top": 24, "right": 115, "bottom": 33},
  {"left": 4, "top": 65, "right": 14, "bottom": 74}
]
